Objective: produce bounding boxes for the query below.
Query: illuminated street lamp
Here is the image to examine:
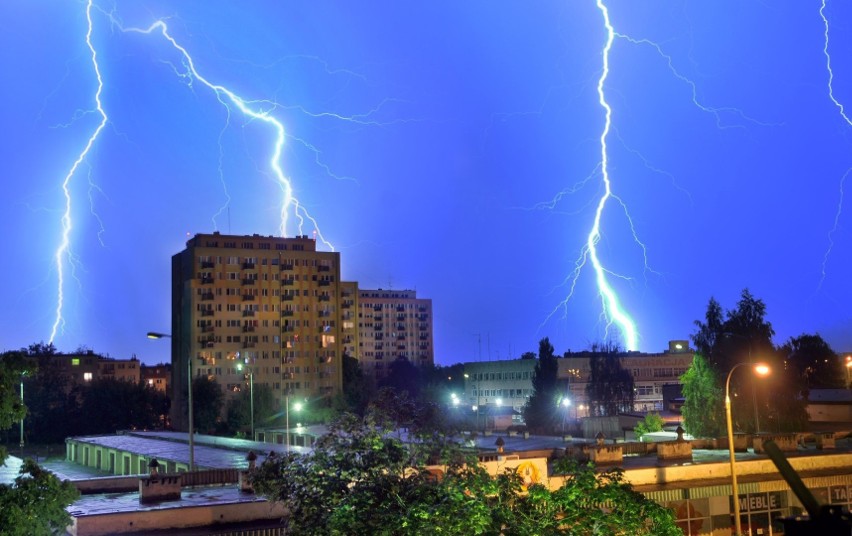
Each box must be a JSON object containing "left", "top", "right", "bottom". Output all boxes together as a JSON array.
[
  {"left": 19, "top": 373, "right": 26, "bottom": 451},
  {"left": 845, "top": 356, "right": 851, "bottom": 388},
  {"left": 285, "top": 394, "right": 303, "bottom": 451},
  {"left": 559, "top": 396, "right": 571, "bottom": 433},
  {"left": 236, "top": 362, "right": 254, "bottom": 439},
  {"left": 147, "top": 331, "right": 194, "bottom": 471},
  {"left": 726, "top": 362, "right": 770, "bottom": 535}
]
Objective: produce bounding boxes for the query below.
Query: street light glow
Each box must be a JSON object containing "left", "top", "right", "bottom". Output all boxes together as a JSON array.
[{"left": 754, "top": 363, "right": 771, "bottom": 376}]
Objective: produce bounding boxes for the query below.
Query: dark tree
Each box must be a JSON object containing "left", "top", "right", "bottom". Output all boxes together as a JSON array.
[
  {"left": 192, "top": 376, "right": 224, "bottom": 434},
  {"left": 337, "top": 353, "right": 373, "bottom": 416},
  {"left": 71, "top": 377, "right": 170, "bottom": 435},
  {"left": 586, "top": 345, "right": 634, "bottom": 416},
  {"left": 0, "top": 351, "right": 29, "bottom": 463},
  {"left": 522, "top": 338, "right": 560, "bottom": 432},
  {"left": 225, "top": 383, "right": 277, "bottom": 435},
  {"left": 680, "top": 354, "right": 724, "bottom": 437},
  {"left": 23, "top": 353, "right": 76, "bottom": 443},
  {"left": 380, "top": 356, "right": 421, "bottom": 397},
  {"left": 520, "top": 351, "right": 536, "bottom": 360},
  {"left": 781, "top": 333, "right": 843, "bottom": 390}
]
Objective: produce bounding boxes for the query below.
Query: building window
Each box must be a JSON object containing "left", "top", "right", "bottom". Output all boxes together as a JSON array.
[{"left": 83, "top": 372, "right": 93, "bottom": 381}]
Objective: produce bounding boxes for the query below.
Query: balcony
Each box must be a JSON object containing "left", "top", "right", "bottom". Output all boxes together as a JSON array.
[
  {"left": 397, "top": 335, "right": 406, "bottom": 341},
  {"left": 241, "top": 278, "right": 256, "bottom": 286},
  {"left": 318, "top": 295, "right": 331, "bottom": 302},
  {"left": 243, "top": 342, "right": 257, "bottom": 349},
  {"left": 200, "top": 293, "right": 214, "bottom": 301},
  {"left": 199, "top": 276, "right": 214, "bottom": 285},
  {"left": 397, "top": 345, "right": 406, "bottom": 351},
  {"left": 396, "top": 314, "right": 406, "bottom": 321},
  {"left": 280, "top": 264, "right": 294, "bottom": 271},
  {"left": 201, "top": 325, "right": 215, "bottom": 333},
  {"left": 281, "top": 310, "right": 294, "bottom": 317},
  {"left": 281, "top": 294, "right": 295, "bottom": 301},
  {"left": 242, "top": 310, "right": 255, "bottom": 317},
  {"left": 317, "top": 265, "right": 331, "bottom": 273},
  {"left": 318, "top": 280, "right": 331, "bottom": 287},
  {"left": 281, "top": 279, "right": 296, "bottom": 286},
  {"left": 396, "top": 306, "right": 405, "bottom": 312},
  {"left": 417, "top": 314, "right": 428, "bottom": 321},
  {"left": 242, "top": 325, "right": 255, "bottom": 333},
  {"left": 242, "top": 262, "right": 256, "bottom": 270},
  {"left": 318, "top": 311, "right": 331, "bottom": 318},
  {"left": 242, "top": 294, "right": 255, "bottom": 301},
  {"left": 200, "top": 309, "right": 214, "bottom": 317},
  {"left": 200, "top": 261, "right": 214, "bottom": 269},
  {"left": 373, "top": 305, "right": 382, "bottom": 312}
]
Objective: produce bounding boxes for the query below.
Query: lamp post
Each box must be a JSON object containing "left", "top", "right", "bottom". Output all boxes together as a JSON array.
[
  {"left": 285, "top": 395, "right": 303, "bottom": 451},
  {"left": 148, "top": 331, "right": 194, "bottom": 471},
  {"left": 560, "top": 396, "right": 571, "bottom": 434},
  {"left": 726, "top": 362, "right": 770, "bottom": 536},
  {"left": 19, "top": 375, "right": 25, "bottom": 451},
  {"left": 845, "top": 356, "right": 851, "bottom": 388},
  {"left": 236, "top": 362, "right": 254, "bottom": 439}
]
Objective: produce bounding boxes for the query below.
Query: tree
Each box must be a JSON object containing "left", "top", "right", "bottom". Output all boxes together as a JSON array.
[
  {"left": 225, "top": 383, "right": 276, "bottom": 435},
  {"left": 781, "top": 333, "right": 842, "bottom": 390},
  {"left": 336, "top": 353, "right": 373, "bottom": 416},
  {"left": 380, "top": 356, "right": 422, "bottom": 398},
  {"left": 522, "top": 338, "right": 560, "bottom": 432},
  {"left": 680, "top": 354, "right": 724, "bottom": 438},
  {"left": 634, "top": 412, "right": 664, "bottom": 441},
  {"left": 70, "top": 377, "right": 170, "bottom": 435},
  {"left": 0, "top": 459, "right": 80, "bottom": 536},
  {"left": 191, "top": 376, "right": 224, "bottom": 434},
  {"left": 250, "top": 405, "right": 680, "bottom": 535},
  {"left": 0, "top": 351, "right": 79, "bottom": 535},
  {"left": 586, "top": 345, "right": 634, "bottom": 417}
]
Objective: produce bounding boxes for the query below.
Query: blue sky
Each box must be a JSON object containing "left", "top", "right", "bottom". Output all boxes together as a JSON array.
[{"left": 2, "top": 1, "right": 851, "bottom": 365}]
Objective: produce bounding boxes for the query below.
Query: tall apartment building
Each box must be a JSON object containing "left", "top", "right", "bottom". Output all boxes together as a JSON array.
[
  {"left": 171, "top": 233, "right": 347, "bottom": 430},
  {"left": 357, "top": 289, "right": 433, "bottom": 379}
]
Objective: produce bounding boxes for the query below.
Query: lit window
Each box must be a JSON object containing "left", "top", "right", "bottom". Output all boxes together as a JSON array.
[
  {"left": 83, "top": 372, "right": 93, "bottom": 381},
  {"left": 71, "top": 358, "right": 80, "bottom": 366}
]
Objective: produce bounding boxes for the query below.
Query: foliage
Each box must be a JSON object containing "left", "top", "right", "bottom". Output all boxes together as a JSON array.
[
  {"left": 586, "top": 345, "right": 634, "bottom": 417},
  {"left": 225, "top": 383, "right": 276, "bottom": 435},
  {"left": 20, "top": 352, "right": 75, "bottom": 444},
  {"left": 0, "top": 459, "right": 80, "bottom": 536},
  {"left": 192, "top": 376, "right": 224, "bottom": 433},
  {"left": 71, "top": 377, "right": 170, "bottom": 435},
  {"left": 337, "top": 353, "right": 373, "bottom": 416},
  {"left": 522, "top": 338, "right": 561, "bottom": 432},
  {"left": 0, "top": 351, "right": 29, "bottom": 465},
  {"left": 250, "top": 401, "right": 681, "bottom": 536},
  {"left": 634, "top": 412, "right": 664, "bottom": 440},
  {"left": 380, "top": 356, "right": 422, "bottom": 398},
  {"left": 680, "top": 354, "right": 724, "bottom": 438},
  {"left": 781, "top": 333, "right": 842, "bottom": 390}
]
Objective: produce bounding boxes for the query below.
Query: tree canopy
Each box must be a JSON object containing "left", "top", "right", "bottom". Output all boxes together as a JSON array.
[
  {"left": 522, "top": 338, "right": 561, "bottom": 432},
  {"left": 586, "top": 345, "right": 634, "bottom": 417},
  {"left": 250, "top": 399, "right": 679, "bottom": 535}
]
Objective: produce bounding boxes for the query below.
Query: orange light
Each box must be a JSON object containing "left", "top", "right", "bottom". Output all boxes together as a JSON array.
[{"left": 754, "top": 364, "right": 771, "bottom": 376}]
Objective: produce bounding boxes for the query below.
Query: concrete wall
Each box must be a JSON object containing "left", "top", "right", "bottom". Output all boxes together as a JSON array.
[
  {"left": 68, "top": 500, "right": 287, "bottom": 536},
  {"left": 807, "top": 403, "right": 852, "bottom": 422}
]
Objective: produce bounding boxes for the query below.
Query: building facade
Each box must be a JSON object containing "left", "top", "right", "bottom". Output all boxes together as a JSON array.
[
  {"left": 356, "top": 289, "right": 434, "bottom": 380},
  {"left": 141, "top": 363, "right": 171, "bottom": 394},
  {"left": 171, "top": 233, "right": 347, "bottom": 430},
  {"left": 463, "top": 340, "right": 694, "bottom": 423}
]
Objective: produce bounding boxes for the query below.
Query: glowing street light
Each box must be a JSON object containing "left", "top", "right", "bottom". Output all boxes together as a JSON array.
[
  {"left": 845, "top": 356, "right": 851, "bottom": 388},
  {"left": 285, "top": 394, "right": 303, "bottom": 451},
  {"left": 236, "top": 361, "right": 254, "bottom": 439},
  {"left": 726, "top": 362, "right": 770, "bottom": 536},
  {"left": 147, "top": 331, "right": 195, "bottom": 471}
]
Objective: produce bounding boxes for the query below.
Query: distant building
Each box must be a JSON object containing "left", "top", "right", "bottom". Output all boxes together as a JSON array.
[
  {"left": 462, "top": 340, "right": 694, "bottom": 425},
  {"left": 171, "top": 233, "right": 349, "bottom": 430},
  {"left": 140, "top": 363, "right": 171, "bottom": 393},
  {"left": 98, "top": 356, "right": 140, "bottom": 384},
  {"left": 356, "top": 289, "right": 434, "bottom": 380}
]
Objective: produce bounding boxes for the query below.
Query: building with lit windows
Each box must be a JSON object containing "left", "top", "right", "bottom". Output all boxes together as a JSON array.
[
  {"left": 98, "top": 356, "right": 140, "bottom": 383},
  {"left": 463, "top": 340, "right": 694, "bottom": 422},
  {"left": 170, "top": 233, "right": 348, "bottom": 430},
  {"left": 140, "top": 363, "right": 171, "bottom": 393},
  {"left": 356, "top": 289, "right": 433, "bottom": 380}
]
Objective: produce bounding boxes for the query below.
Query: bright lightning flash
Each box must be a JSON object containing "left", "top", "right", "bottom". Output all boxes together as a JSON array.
[
  {"left": 586, "top": 0, "right": 638, "bottom": 351},
  {"left": 50, "top": 0, "right": 109, "bottom": 343},
  {"left": 818, "top": 0, "right": 851, "bottom": 288},
  {"left": 122, "top": 19, "right": 333, "bottom": 250}
]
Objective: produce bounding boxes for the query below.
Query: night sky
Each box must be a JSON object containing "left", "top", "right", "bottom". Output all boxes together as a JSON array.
[{"left": 3, "top": 1, "right": 851, "bottom": 365}]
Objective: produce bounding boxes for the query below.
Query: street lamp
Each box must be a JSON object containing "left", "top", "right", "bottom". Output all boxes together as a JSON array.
[
  {"left": 285, "top": 394, "right": 303, "bottom": 451},
  {"left": 236, "top": 362, "right": 254, "bottom": 439},
  {"left": 19, "top": 373, "right": 26, "bottom": 451},
  {"left": 726, "top": 362, "right": 770, "bottom": 536},
  {"left": 845, "top": 356, "right": 851, "bottom": 388},
  {"left": 148, "top": 331, "right": 195, "bottom": 471},
  {"left": 560, "top": 396, "right": 571, "bottom": 433}
]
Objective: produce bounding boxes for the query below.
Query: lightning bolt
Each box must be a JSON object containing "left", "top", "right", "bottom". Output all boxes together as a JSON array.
[
  {"left": 50, "top": 0, "right": 109, "bottom": 344},
  {"left": 820, "top": 0, "right": 852, "bottom": 127},
  {"left": 817, "top": 0, "right": 850, "bottom": 290},
  {"left": 122, "top": 19, "right": 334, "bottom": 250},
  {"left": 586, "top": 0, "right": 638, "bottom": 350}
]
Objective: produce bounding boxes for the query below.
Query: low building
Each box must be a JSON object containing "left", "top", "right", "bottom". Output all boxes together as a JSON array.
[
  {"left": 98, "top": 357, "right": 140, "bottom": 384},
  {"left": 140, "top": 363, "right": 170, "bottom": 393}
]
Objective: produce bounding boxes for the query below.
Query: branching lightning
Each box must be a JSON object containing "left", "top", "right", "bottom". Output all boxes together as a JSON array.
[
  {"left": 818, "top": 1, "right": 851, "bottom": 289},
  {"left": 122, "top": 19, "right": 334, "bottom": 250},
  {"left": 50, "top": 0, "right": 109, "bottom": 343},
  {"left": 544, "top": 0, "right": 769, "bottom": 350}
]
